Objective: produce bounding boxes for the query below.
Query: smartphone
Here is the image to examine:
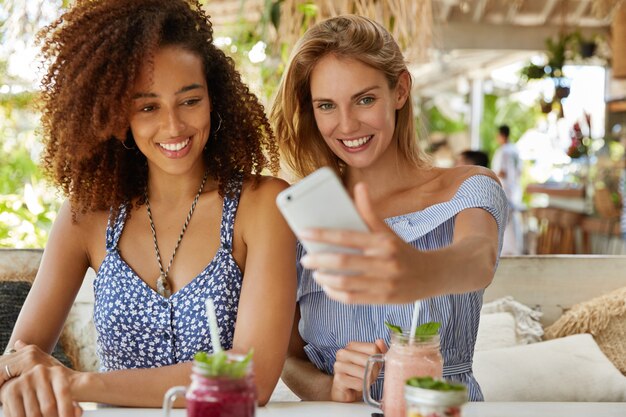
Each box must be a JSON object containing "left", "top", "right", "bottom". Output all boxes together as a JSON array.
[{"left": 276, "top": 167, "right": 368, "bottom": 254}]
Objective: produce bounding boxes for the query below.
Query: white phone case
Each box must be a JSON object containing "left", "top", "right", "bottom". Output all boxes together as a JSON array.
[{"left": 276, "top": 167, "right": 368, "bottom": 254}]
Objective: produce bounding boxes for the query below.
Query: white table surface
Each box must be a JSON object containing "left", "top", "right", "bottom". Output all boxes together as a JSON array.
[{"left": 3, "top": 401, "right": 625, "bottom": 417}]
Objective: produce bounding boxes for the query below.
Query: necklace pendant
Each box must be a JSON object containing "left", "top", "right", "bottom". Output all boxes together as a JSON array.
[{"left": 156, "top": 274, "right": 172, "bottom": 298}]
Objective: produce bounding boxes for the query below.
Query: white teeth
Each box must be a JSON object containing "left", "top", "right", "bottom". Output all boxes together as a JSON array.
[
  {"left": 341, "top": 135, "right": 372, "bottom": 148},
  {"left": 159, "top": 137, "right": 190, "bottom": 151}
]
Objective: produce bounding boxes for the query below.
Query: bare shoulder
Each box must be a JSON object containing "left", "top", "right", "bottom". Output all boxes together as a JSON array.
[
  {"left": 72, "top": 204, "right": 109, "bottom": 237},
  {"left": 240, "top": 175, "right": 290, "bottom": 205},
  {"left": 47, "top": 200, "right": 109, "bottom": 269},
  {"left": 237, "top": 175, "right": 292, "bottom": 239},
  {"left": 441, "top": 165, "right": 501, "bottom": 189}
]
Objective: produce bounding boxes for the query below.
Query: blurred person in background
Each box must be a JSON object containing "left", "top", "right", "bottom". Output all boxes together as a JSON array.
[
  {"left": 455, "top": 150, "right": 490, "bottom": 168},
  {"left": 491, "top": 125, "right": 523, "bottom": 255}
]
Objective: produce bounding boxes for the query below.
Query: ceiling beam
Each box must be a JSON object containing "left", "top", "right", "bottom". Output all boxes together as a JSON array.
[
  {"left": 568, "top": 0, "right": 591, "bottom": 26},
  {"left": 506, "top": 0, "right": 522, "bottom": 23},
  {"left": 473, "top": 0, "right": 488, "bottom": 22},
  {"left": 434, "top": 22, "right": 608, "bottom": 51},
  {"left": 439, "top": 3, "right": 453, "bottom": 22},
  {"left": 435, "top": 0, "right": 457, "bottom": 23},
  {"left": 539, "top": 0, "right": 559, "bottom": 25}
]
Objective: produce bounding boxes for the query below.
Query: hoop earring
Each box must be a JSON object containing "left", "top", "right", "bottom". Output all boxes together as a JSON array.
[
  {"left": 213, "top": 112, "right": 223, "bottom": 135},
  {"left": 122, "top": 134, "right": 136, "bottom": 150}
]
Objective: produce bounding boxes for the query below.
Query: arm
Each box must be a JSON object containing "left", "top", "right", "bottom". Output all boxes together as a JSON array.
[
  {"left": 229, "top": 178, "right": 297, "bottom": 405},
  {"left": 281, "top": 306, "right": 333, "bottom": 400},
  {"left": 281, "top": 305, "right": 387, "bottom": 402},
  {"left": 6, "top": 201, "right": 89, "bottom": 353},
  {"left": 1, "top": 200, "right": 90, "bottom": 387},
  {"left": 0, "top": 201, "right": 89, "bottom": 414},
  {"left": 300, "top": 181, "right": 501, "bottom": 304}
]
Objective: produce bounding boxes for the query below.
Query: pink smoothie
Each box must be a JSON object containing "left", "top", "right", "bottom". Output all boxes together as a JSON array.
[{"left": 381, "top": 336, "right": 442, "bottom": 417}]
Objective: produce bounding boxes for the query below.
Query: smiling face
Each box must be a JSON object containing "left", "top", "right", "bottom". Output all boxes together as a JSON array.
[
  {"left": 129, "top": 45, "right": 211, "bottom": 177},
  {"left": 309, "top": 54, "right": 409, "bottom": 170}
]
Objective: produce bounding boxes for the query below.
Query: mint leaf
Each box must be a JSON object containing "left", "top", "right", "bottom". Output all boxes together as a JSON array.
[
  {"left": 194, "top": 349, "right": 254, "bottom": 378},
  {"left": 211, "top": 350, "right": 227, "bottom": 375},
  {"left": 384, "top": 321, "right": 403, "bottom": 334},
  {"left": 406, "top": 376, "right": 465, "bottom": 391},
  {"left": 414, "top": 321, "right": 440, "bottom": 339}
]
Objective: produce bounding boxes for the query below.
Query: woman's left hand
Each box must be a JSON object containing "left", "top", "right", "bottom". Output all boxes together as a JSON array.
[
  {"left": 1, "top": 341, "right": 64, "bottom": 388},
  {"left": 299, "top": 183, "right": 426, "bottom": 304}
]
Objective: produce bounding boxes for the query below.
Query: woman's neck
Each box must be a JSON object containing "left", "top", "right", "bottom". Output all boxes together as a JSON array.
[
  {"left": 145, "top": 164, "right": 210, "bottom": 205},
  {"left": 344, "top": 155, "right": 421, "bottom": 201}
]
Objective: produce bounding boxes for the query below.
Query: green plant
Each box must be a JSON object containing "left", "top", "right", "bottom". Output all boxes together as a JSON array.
[
  {"left": 425, "top": 105, "right": 466, "bottom": 135},
  {"left": 0, "top": 0, "right": 67, "bottom": 248}
]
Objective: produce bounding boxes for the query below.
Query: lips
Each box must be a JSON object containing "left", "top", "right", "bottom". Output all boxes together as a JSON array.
[{"left": 339, "top": 135, "right": 373, "bottom": 148}]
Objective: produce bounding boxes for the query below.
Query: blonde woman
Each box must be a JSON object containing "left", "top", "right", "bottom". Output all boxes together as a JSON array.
[{"left": 271, "top": 15, "right": 507, "bottom": 403}]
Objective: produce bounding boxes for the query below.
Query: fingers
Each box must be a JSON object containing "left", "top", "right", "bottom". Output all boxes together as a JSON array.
[
  {"left": 332, "top": 341, "right": 387, "bottom": 402},
  {"left": 374, "top": 339, "right": 388, "bottom": 354},
  {"left": 299, "top": 228, "right": 377, "bottom": 251},
  {"left": 0, "top": 366, "right": 75, "bottom": 417},
  {"left": 302, "top": 242, "right": 400, "bottom": 275}
]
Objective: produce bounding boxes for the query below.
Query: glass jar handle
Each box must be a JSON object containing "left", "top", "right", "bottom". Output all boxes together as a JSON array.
[
  {"left": 363, "top": 353, "right": 384, "bottom": 408},
  {"left": 163, "top": 386, "right": 187, "bottom": 417}
]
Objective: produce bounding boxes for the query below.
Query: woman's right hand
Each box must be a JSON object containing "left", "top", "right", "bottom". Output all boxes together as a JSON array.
[
  {"left": 0, "top": 364, "right": 83, "bottom": 417},
  {"left": 331, "top": 339, "right": 387, "bottom": 402}
]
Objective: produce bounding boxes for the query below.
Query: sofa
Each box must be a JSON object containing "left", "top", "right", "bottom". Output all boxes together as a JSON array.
[{"left": 2, "top": 249, "right": 625, "bottom": 401}]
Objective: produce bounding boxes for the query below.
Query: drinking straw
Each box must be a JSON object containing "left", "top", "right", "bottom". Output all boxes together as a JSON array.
[
  {"left": 409, "top": 300, "right": 421, "bottom": 339},
  {"left": 205, "top": 298, "right": 223, "bottom": 353}
]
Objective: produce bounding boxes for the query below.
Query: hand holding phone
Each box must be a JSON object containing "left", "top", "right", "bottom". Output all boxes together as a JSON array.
[{"left": 276, "top": 167, "right": 368, "bottom": 254}]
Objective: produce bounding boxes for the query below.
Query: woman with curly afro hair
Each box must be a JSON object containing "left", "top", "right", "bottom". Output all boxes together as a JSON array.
[{"left": 0, "top": 0, "right": 296, "bottom": 413}]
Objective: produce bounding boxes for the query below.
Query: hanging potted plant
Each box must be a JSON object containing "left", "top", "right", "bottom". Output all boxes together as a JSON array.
[{"left": 572, "top": 31, "right": 598, "bottom": 59}]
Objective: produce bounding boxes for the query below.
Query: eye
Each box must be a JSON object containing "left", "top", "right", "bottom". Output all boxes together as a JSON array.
[
  {"left": 358, "top": 96, "right": 375, "bottom": 105},
  {"left": 182, "top": 98, "right": 201, "bottom": 106},
  {"left": 317, "top": 102, "right": 334, "bottom": 111},
  {"left": 139, "top": 105, "right": 157, "bottom": 113}
]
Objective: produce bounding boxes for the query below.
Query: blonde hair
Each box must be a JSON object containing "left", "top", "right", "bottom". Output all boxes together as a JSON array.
[{"left": 270, "top": 14, "right": 427, "bottom": 180}]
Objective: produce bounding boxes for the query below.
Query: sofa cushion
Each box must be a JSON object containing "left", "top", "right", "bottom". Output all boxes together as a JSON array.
[
  {"left": 0, "top": 281, "right": 73, "bottom": 368},
  {"left": 473, "top": 333, "right": 626, "bottom": 401},
  {"left": 481, "top": 296, "right": 544, "bottom": 344},
  {"left": 544, "top": 286, "right": 626, "bottom": 375},
  {"left": 475, "top": 311, "right": 517, "bottom": 351}
]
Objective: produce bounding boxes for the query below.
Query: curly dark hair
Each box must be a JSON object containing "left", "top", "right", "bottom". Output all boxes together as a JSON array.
[{"left": 37, "top": 0, "right": 278, "bottom": 216}]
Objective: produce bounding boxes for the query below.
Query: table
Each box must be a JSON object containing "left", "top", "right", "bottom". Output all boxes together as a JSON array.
[{"left": 3, "top": 401, "right": 625, "bottom": 417}]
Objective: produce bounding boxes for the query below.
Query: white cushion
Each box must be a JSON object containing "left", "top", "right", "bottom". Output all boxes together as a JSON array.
[
  {"left": 474, "top": 333, "right": 626, "bottom": 401},
  {"left": 475, "top": 312, "right": 517, "bottom": 351},
  {"left": 481, "top": 296, "right": 543, "bottom": 344}
]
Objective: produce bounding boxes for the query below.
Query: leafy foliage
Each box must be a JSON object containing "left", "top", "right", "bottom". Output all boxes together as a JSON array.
[
  {"left": 194, "top": 350, "right": 253, "bottom": 379},
  {"left": 406, "top": 376, "right": 466, "bottom": 391},
  {"left": 0, "top": 0, "right": 65, "bottom": 248}
]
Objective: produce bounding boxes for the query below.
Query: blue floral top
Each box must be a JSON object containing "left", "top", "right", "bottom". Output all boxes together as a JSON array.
[{"left": 93, "top": 179, "right": 243, "bottom": 371}]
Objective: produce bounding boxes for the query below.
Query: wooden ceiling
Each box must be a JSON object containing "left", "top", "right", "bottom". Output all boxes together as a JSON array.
[
  {"left": 203, "top": 0, "right": 622, "bottom": 95},
  {"left": 204, "top": 0, "right": 620, "bottom": 31}
]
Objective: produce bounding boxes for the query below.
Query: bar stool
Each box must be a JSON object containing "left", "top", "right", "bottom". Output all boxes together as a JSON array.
[
  {"left": 593, "top": 188, "right": 623, "bottom": 253},
  {"left": 533, "top": 207, "right": 585, "bottom": 254}
]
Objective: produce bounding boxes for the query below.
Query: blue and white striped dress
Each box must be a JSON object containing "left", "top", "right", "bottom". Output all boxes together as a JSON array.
[{"left": 296, "top": 175, "right": 508, "bottom": 401}]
